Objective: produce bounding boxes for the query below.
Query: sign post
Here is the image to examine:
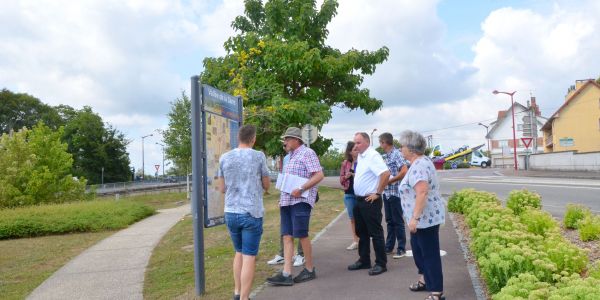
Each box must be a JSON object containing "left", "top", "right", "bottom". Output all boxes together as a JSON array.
[
  {"left": 521, "top": 138, "right": 533, "bottom": 170},
  {"left": 191, "top": 76, "right": 243, "bottom": 296}
]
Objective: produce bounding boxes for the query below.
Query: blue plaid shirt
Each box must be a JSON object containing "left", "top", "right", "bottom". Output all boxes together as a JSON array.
[{"left": 382, "top": 147, "right": 408, "bottom": 197}]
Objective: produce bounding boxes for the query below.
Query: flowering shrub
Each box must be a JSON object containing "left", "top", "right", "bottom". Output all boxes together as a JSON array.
[
  {"left": 520, "top": 209, "right": 559, "bottom": 237},
  {"left": 449, "top": 189, "right": 590, "bottom": 297},
  {"left": 578, "top": 215, "right": 600, "bottom": 241},
  {"left": 506, "top": 189, "right": 541, "bottom": 215},
  {"left": 564, "top": 203, "right": 591, "bottom": 229}
]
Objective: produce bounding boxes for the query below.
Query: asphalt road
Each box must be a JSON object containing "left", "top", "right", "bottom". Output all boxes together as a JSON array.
[{"left": 438, "top": 169, "right": 600, "bottom": 219}]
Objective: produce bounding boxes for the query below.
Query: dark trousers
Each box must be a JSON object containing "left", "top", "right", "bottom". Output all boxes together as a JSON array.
[
  {"left": 383, "top": 194, "right": 406, "bottom": 252},
  {"left": 353, "top": 196, "right": 387, "bottom": 267},
  {"left": 411, "top": 225, "right": 443, "bottom": 292}
]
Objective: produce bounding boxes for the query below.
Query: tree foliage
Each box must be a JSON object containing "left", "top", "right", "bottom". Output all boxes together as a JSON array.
[
  {"left": 0, "top": 123, "right": 88, "bottom": 208},
  {"left": 200, "top": 0, "right": 389, "bottom": 156},
  {"left": 0, "top": 89, "right": 63, "bottom": 133},
  {"left": 319, "top": 147, "right": 344, "bottom": 171},
  {"left": 162, "top": 92, "right": 192, "bottom": 175},
  {"left": 62, "top": 107, "right": 132, "bottom": 184}
]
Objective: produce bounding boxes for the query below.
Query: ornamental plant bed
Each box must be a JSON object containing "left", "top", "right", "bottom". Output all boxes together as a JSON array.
[{"left": 448, "top": 189, "right": 600, "bottom": 298}]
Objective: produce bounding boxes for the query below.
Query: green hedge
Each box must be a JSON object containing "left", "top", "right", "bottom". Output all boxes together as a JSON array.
[
  {"left": 564, "top": 204, "right": 591, "bottom": 229},
  {"left": 0, "top": 200, "right": 155, "bottom": 239},
  {"left": 448, "top": 188, "right": 588, "bottom": 295}
]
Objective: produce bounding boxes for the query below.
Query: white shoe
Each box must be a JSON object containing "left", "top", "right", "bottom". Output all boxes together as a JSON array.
[
  {"left": 267, "top": 254, "right": 284, "bottom": 265},
  {"left": 293, "top": 255, "right": 305, "bottom": 267},
  {"left": 346, "top": 241, "right": 358, "bottom": 250}
]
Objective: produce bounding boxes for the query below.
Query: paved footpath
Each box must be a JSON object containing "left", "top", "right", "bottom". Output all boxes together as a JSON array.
[
  {"left": 254, "top": 178, "right": 480, "bottom": 300},
  {"left": 27, "top": 204, "right": 190, "bottom": 300}
]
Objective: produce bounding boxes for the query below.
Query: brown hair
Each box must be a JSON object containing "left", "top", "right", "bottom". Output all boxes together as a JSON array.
[
  {"left": 238, "top": 125, "right": 256, "bottom": 144},
  {"left": 344, "top": 141, "right": 355, "bottom": 162},
  {"left": 379, "top": 132, "right": 394, "bottom": 146}
]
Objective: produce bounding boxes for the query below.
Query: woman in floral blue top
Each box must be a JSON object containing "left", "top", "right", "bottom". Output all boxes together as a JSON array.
[{"left": 398, "top": 130, "right": 445, "bottom": 300}]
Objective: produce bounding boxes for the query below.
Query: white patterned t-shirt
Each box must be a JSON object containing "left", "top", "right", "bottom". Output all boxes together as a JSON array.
[{"left": 399, "top": 156, "right": 445, "bottom": 228}]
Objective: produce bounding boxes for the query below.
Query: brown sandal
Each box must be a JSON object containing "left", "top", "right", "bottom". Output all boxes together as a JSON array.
[
  {"left": 425, "top": 292, "right": 445, "bottom": 300},
  {"left": 409, "top": 280, "right": 426, "bottom": 292}
]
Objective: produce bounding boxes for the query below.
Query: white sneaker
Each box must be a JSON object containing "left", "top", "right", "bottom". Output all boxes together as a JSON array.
[
  {"left": 346, "top": 241, "right": 358, "bottom": 250},
  {"left": 267, "top": 254, "right": 284, "bottom": 265},
  {"left": 293, "top": 255, "right": 305, "bottom": 267}
]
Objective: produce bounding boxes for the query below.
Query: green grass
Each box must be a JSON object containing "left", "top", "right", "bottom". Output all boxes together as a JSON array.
[
  {"left": 0, "top": 231, "right": 114, "bottom": 300},
  {"left": 0, "top": 200, "right": 155, "bottom": 239},
  {"left": 144, "top": 187, "right": 345, "bottom": 300},
  {"left": 0, "top": 191, "right": 188, "bottom": 299},
  {"left": 99, "top": 191, "right": 188, "bottom": 210}
]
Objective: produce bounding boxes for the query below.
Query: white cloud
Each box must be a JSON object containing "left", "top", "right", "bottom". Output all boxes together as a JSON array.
[
  {"left": 0, "top": 0, "right": 244, "bottom": 175},
  {"left": 324, "top": 0, "right": 600, "bottom": 154}
]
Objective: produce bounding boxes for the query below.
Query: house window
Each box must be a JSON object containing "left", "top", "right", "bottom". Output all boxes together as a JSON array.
[
  {"left": 499, "top": 140, "right": 508, "bottom": 147},
  {"left": 559, "top": 138, "right": 574, "bottom": 147},
  {"left": 517, "top": 124, "right": 523, "bottom": 131}
]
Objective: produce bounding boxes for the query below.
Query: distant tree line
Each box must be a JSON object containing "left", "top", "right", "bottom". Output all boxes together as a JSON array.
[{"left": 0, "top": 88, "right": 132, "bottom": 184}]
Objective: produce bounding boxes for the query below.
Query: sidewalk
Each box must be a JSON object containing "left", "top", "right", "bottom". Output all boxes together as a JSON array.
[
  {"left": 27, "top": 204, "right": 190, "bottom": 300},
  {"left": 496, "top": 168, "right": 600, "bottom": 180},
  {"left": 255, "top": 179, "right": 479, "bottom": 300}
]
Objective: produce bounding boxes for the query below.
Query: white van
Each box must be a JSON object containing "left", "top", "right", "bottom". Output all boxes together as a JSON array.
[{"left": 470, "top": 149, "right": 491, "bottom": 168}]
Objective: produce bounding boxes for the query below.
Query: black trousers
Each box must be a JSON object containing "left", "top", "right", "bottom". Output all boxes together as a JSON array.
[{"left": 353, "top": 196, "right": 387, "bottom": 267}]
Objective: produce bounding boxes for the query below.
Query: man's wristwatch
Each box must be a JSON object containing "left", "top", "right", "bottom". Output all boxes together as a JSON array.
[{"left": 299, "top": 187, "right": 305, "bottom": 193}]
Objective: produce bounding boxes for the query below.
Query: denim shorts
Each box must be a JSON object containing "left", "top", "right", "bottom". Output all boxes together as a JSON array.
[
  {"left": 225, "top": 212, "right": 263, "bottom": 256},
  {"left": 343, "top": 194, "right": 357, "bottom": 219},
  {"left": 280, "top": 202, "right": 312, "bottom": 238}
]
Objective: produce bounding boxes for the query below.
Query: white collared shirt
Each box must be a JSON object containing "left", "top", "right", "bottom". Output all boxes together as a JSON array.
[{"left": 353, "top": 147, "right": 389, "bottom": 196}]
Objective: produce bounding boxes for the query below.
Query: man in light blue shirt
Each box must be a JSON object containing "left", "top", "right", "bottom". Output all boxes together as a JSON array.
[{"left": 218, "top": 125, "right": 270, "bottom": 300}]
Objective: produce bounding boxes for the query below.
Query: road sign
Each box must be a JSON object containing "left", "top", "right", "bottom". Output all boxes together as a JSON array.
[
  {"left": 521, "top": 137, "right": 533, "bottom": 149},
  {"left": 155, "top": 164, "right": 160, "bottom": 172},
  {"left": 301, "top": 124, "right": 318, "bottom": 147}
]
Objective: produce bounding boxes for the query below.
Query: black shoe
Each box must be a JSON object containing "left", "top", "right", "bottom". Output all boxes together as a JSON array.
[
  {"left": 368, "top": 265, "right": 387, "bottom": 276},
  {"left": 233, "top": 294, "right": 240, "bottom": 300},
  {"left": 266, "top": 272, "right": 293, "bottom": 286},
  {"left": 293, "top": 267, "right": 316, "bottom": 283},
  {"left": 347, "top": 261, "right": 371, "bottom": 271}
]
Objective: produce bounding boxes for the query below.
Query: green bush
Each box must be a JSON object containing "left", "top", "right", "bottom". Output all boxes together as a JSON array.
[
  {"left": 493, "top": 273, "right": 553, "bottom": 300},
  {"left": 0, "top": 200, "right": 155, "bottom": 239},
  {"left": 578, "top": 215, "right": 600, "bottom": 241},
  {"left": 479, "top": 242, "right": 557, "bottom": 293},
  {"left": 548, "top": 274, "right": 600, "bottom": 299},
  {"left": 543, "top": 237, "right": 587, "bottom": 274},
  {"left": 520, "top": 209, "right": 559, "bottom": 237},
  {"left": 588, "top": 261, "right": 600, "bottom": 280},
  {"left": 506, "top": 189, "right": 541, "bottom": 215},
  {"left": 442, "top": 161, "right": 470, "bottom": 169},
  {"left": 447, "top": 189, "right": 499, "bottom": 214},
  {"left": 563, "top": 204, "right": 591, "bottom": 229}
]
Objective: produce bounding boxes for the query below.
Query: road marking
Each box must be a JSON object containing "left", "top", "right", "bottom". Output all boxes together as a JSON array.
[{"left": 442, "top": 179, "right": 600, "bottom": 190}]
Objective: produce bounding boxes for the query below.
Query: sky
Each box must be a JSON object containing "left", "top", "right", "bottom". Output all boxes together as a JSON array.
[{"left": 2, "top": 0, "right": 600, "bottom": 175}]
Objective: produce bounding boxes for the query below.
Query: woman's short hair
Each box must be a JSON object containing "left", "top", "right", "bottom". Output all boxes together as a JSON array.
[
  {"left": 399, "top": 130, "right": 427, "bottom": 155},
  {"left": 344, "top": 141, "right": 355, "bottom": 161}
]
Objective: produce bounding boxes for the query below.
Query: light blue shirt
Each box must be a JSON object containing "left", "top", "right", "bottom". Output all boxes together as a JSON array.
[
  {"left": 218, "top": 148, "right": 269, "bottom": 218},
  {"left": 399, "top": 156, "right": 445, "bottom": 228}
]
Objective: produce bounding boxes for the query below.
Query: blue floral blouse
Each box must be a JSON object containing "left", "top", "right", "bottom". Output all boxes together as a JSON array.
[{"left": 399, "top": 156, "right": 445, "bottom": 228}]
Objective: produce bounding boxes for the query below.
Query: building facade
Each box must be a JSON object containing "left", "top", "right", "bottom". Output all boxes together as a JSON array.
[
  {"left": 484, "top": 97, "right": 547, "bottom": 169},
  {"left": 541, "top": 79, "right": 600, "bottom": 153}
]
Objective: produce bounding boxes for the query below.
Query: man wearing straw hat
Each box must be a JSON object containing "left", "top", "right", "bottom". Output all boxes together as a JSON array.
[{"left": 267, "top": 127, "right": 324, "bottom": 286}]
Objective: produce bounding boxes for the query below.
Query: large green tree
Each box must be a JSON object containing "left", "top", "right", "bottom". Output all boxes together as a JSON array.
[
  {"left": 62, "top": 107, "right": 132, "bottom": 184},
  {"left": 0, "top": 123, "right": 87, "bottom": 208},
  {"left": 162, "top": 92, "right": 192, "bottom": 175},
  {"left": 201, "top": 0, "right": 389, "bottom": 156},
  {"left": 0, "top": 89, "right": 63, "bottom": 133}
]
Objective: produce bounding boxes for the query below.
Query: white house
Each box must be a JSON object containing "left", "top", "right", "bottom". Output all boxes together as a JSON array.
[{"left": 484, "top": 97, "right": 547, "bottom": 169}]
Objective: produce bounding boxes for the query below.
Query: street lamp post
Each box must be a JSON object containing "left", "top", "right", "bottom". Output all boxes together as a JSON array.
[
  {"left": 370, "top": 128, "right": 377, "bottom": 144},
  {"left": 493, "top": 90, "right": 518, "bottom": 170},
  {"left": 477, "top": 122, "right": 490, "bottom": 155},
  {"left": 156, "top": 142, "right": 165, "bottom": 178},
  {"left": 141, "top": 133, "right": 153, "bottom": 180}
]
